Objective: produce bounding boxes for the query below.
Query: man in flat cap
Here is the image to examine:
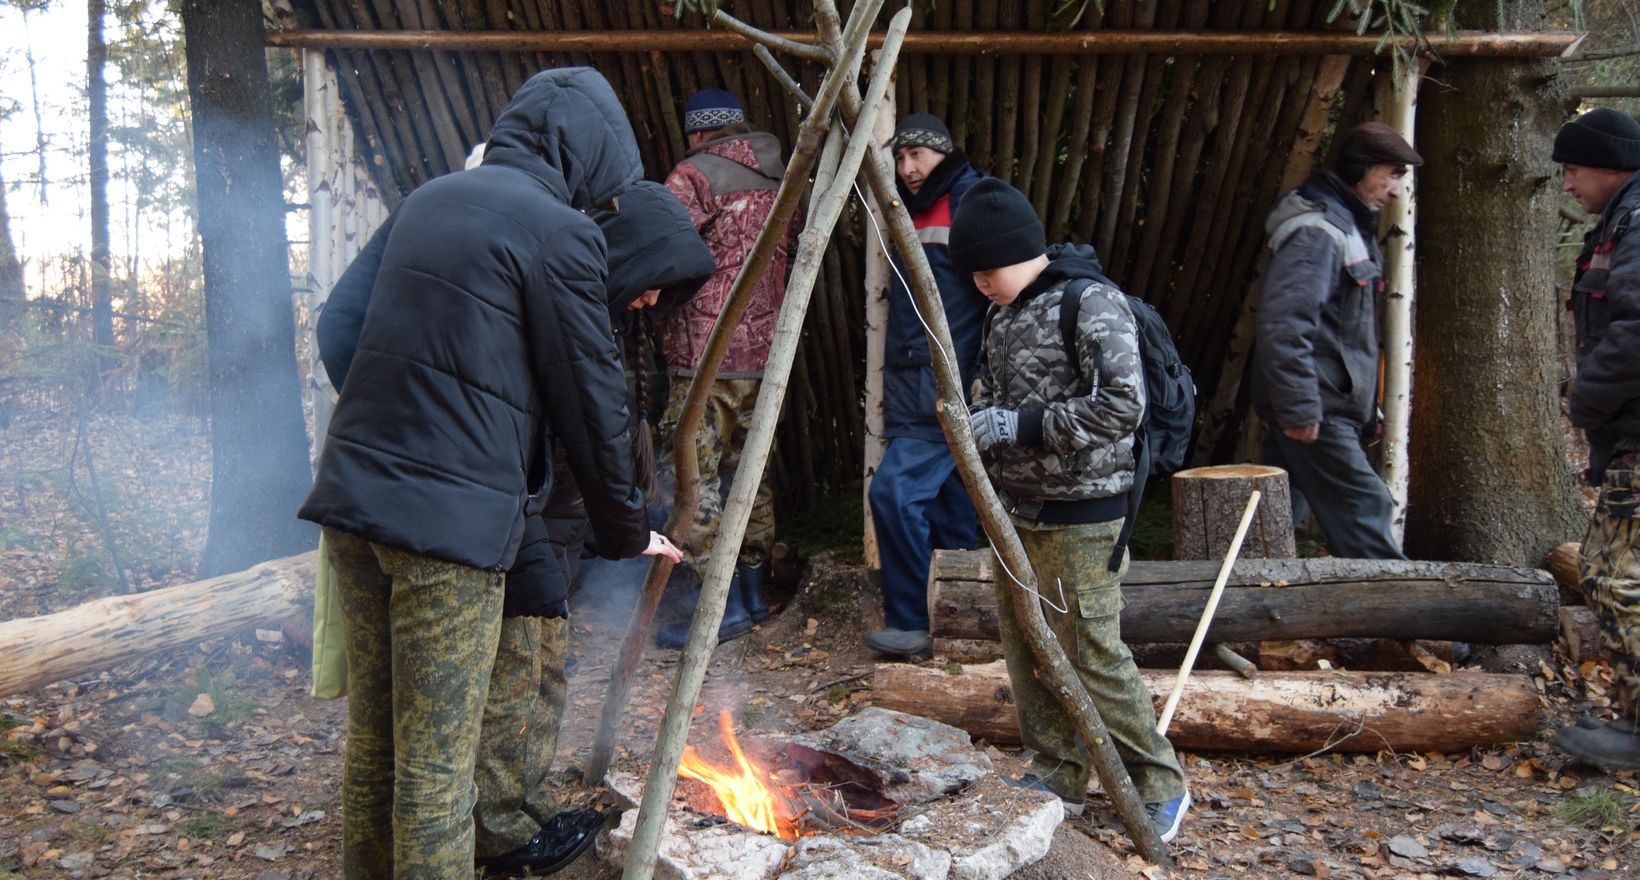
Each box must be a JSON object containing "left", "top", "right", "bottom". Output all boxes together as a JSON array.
[
  {"left": 1251, "top": 121, "right": 1422, "bottom": 560},
  {"left": 865, "top": 113, "right": 988, "bottom": 657},
  {"left": 1547, "top": 107, "right": 1640, "bottom": 772}
]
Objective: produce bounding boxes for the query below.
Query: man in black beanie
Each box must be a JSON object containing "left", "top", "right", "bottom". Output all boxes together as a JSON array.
[
  {"left": 1547, "top": 107, "right": 1640, "bottom": 772},
  {"left": 1250, "top": 121, "right": 1422, "bottom": 561},
  {"left": 865, "top": 113, "right": 987, "bottom": 657},
  {"left": 948, "top": 177, "right": 1191, "bottom": 844}
]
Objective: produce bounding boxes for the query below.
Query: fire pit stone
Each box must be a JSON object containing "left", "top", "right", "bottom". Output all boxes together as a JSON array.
[
  {"left": 781, "top": 833, "right": 952, "bottom": 880},
  {"left": 786, "top": 707, "right": 993, "bottom": 805}
]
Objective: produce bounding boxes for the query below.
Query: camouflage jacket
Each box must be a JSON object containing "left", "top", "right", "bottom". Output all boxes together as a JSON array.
[{"left": 974, "top": 245, "right": 1145, "bottom": 509}]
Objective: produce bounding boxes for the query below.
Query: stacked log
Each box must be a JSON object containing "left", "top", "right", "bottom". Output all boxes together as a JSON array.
[
  {"left": 928, "top": 550, "right": 1560, "bottom": 664},
  {"left": 872, "top": 661, "right": 1543, "bottom": 753}
]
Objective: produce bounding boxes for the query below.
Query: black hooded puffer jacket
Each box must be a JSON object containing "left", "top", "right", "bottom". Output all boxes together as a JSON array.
[{"left": 299, "top": 67, "right": 648, "bottom": 572}]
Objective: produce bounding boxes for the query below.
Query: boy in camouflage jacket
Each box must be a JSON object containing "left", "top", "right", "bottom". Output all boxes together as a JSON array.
[{"left": 948, "top": 178, "right": 1190, "bottom": 843}]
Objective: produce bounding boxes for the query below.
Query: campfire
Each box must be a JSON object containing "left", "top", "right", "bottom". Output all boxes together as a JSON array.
[
  {"left": 677, "top": 709, "right": 898, "bottom": 841},
  {"left": 599, "top": 708, "right": 1066, "bottom": 880}
]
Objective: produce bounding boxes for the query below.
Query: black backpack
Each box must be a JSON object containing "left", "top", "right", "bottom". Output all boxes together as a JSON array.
[{"left": 1059, "top": 279, "right": 1197, "bottom": 569}]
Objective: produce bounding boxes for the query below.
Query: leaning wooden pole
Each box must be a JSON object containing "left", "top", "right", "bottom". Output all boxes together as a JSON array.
[
  {"left": 804, "top": 1, "right": 1173, "bottom": 867},
  {"left": 582, "top": 2, "right": 872, "bottom": 788},
  {"left": 621, "top": 11, "right": 903, "bottom": 880}
]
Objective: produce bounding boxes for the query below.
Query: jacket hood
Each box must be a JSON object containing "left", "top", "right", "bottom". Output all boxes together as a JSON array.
[
  {"left": 1015, "top": 242, "right": 1108, "bottom": 306},
  {"left": 687, "top": 131, "right": 786, "bottom": 181},
  {"left": 1270, "top": 170, "right": 1373, "bottom": 239},
  {"left": 484, "top": 67, "right": 642, "bottom": 210},
  {"left": 592, "top": 180, "right": 714, "bottom": 314}
]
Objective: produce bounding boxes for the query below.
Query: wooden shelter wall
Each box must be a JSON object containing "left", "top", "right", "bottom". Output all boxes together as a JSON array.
[{"left": 291, "top": 0, "right": 1385, "bottom": 510}]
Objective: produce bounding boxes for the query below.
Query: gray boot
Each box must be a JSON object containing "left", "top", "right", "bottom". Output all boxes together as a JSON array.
[
  {"left": 1554, "top": 718, "right": 1640, "bottom": 771},
  {"left": 738, "top": 561, "right": 770, "bottom": 623}
]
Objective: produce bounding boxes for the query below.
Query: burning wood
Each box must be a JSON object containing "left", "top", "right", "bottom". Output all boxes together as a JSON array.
[{"left": 676, "top": 710, "right": 899, "bottom": 842}]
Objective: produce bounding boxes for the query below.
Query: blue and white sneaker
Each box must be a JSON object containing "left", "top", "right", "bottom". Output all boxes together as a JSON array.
[
  {"left": 1145, "top": 789, "right": 1191, "bottom": 843},
  {"left": 1003, "top": 773, "right": 1086, "bottom": 817}
]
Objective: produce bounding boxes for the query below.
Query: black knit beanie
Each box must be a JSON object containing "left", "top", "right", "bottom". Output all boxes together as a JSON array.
[
  {"left": 891, "top": 112, "right": 955, "bottom": 155},
  {"left": 949, "top": 178, "right": 1047, "bottom": 274},
  {"left": 1553, "top": 108, "right": 1640, "bottom": 171}
]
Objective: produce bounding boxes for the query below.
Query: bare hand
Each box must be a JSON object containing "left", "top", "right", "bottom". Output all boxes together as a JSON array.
[
  {"left": 1283, "top": 423, "right": 1320, "bottom": 444},
  {"left": 643, "top": 530, "right": 685, "bottom": 562}
]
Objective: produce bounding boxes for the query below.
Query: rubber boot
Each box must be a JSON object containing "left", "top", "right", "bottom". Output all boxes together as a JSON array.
[
  {"left": 655, "top": 571, "right": 753, "bottom": 649},
  {"left": 738, "top": 561, "right": 771, "bottom": 623},
  {"left": 1554, "top": 717, "right": 1640, "bottom": 771}
]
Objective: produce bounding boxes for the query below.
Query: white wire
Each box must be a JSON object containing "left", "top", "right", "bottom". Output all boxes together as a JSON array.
[
  {"left": 851, "top": 176, "right": 959, "bottom": 377},
  {"left": 991, "top": 544, "right": 1069, "bottom": 615}
]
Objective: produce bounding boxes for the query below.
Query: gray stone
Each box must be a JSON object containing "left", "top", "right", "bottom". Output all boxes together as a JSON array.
[
  {"left": 891, "top": 777, "right": 1061, "bottom": 880},
  {"left": 781, "top": 834, "right": 951, "bottom": 880},
  {"left": 787, "top": 708, "right": 991, "bottom": 805},
  {"left": 598, "top": 801, "right": 789, "bottom": 880}
]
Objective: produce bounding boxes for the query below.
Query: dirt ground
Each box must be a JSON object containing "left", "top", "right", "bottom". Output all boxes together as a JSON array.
[{"left": 2, "top": 408, "right": 1636, "bottom": 879}]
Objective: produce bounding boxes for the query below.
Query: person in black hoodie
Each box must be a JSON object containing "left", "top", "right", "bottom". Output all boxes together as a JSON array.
[
  {"left": 472, "top": 179, "right": 713, "bottom": 877},
  {"left": 298, "top": 68, "right": 682, "bottom": 879},
  {"left": 1251, "top": 122, "right": 1422, "bottom": 561}
]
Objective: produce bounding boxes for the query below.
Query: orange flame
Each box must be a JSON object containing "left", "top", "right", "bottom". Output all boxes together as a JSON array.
[{"left": 678, "top": 709, "right": 795, "bottom": 840}]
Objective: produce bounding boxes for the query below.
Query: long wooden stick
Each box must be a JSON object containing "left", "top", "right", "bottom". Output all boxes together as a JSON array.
[
  {"left": 581, "top": 0, "right": 883, "bottom": 787},
  {"left": 263, "top": 28, "right": 1582, "bottom": 57},
  {"left": 804, "top": 0, "right": 1172, "bottom": 867},
  {"left": 1156, "top": 490, "right": 1260, "bottom": 735},
  {"left": 620, "top": 12, "right": 904, "bottom": 880}
]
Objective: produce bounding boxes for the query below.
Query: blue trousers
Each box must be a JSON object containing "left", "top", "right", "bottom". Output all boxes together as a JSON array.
[
  {"left": 868, "top": 436, "right": 979, "bottom": 631},
  {"left": 1263, "top": 418, "right": 1406, "bottom": 561}
]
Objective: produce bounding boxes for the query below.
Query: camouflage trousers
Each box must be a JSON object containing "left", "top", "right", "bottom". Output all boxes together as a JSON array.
[
  {"left": 473, "top": 615, "right": 569, "bottom": 856},
  {"left": 993, "top": 516, "right": 1186, "bottom": 805},
  {"left": 1581, "top": 457, "right": 1640, "bottom": 721},
  {"left": 658, "top": 377, "right": 776, "bottom": 565},
  {"left": 325, "top": 527, "right": 504, "bottom": 880}
]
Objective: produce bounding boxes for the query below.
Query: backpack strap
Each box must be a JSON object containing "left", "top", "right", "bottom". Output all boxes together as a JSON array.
[{"left": 1059, "top": 279, "right": 1094, "bottom": 390}]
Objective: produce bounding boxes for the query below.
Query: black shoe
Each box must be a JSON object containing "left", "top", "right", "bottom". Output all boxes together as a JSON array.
[
  {"left": 1553, "top": 720, "right": 1640, "bottom": 771},
  {"left": 655, "top": 573, "right": 754, "bottom": 649},
  {"left": 738, "top": 561, "right": 771, "bottom": 623},
  {"left": 1574, "top": 714, "right": 1640, "bottom": 736},
  {"left": 475, "top": 809, "right": 605, "bottom": 876}
]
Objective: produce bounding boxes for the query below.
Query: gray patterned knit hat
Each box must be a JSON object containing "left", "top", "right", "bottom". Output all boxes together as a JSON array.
[{"left": 891, "top": 113, "right": 954, "bottom": 154}]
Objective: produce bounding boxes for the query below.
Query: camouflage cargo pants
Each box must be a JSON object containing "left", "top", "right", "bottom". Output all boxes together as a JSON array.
[
  {"left": 325, "top": 527, "right": 505, "bottom": 880},
  {"left": 993, "top": 516, "right": 1187, "bottom": 805},
  {"left": 658, "top": 377, "right": 776, "bottom": 565},
  {"left": 473, "top": 615, "right": 569, "bottom": 856},
  {"left": 1581, "top": 457, "right": 1640, "bottom": 721}
]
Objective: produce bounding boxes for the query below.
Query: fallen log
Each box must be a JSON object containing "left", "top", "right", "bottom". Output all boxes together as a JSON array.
[
  {"left": 1545, "top": 542, "right": 1583, "bottom": 605},
  {"left": 0, "top": 552, "right": 317, "bottom": 697},
  {"left": 927, "top": 550, "right": 1558, "bottom": 645},
  {"left": 872, "top": 661, "right": 1542, "bottom": 753},
  {"left": 1559, "top": 606, "right": 1602, "bottom": 664}
]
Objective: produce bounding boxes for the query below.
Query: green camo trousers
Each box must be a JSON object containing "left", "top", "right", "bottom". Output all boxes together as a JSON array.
[
  {"left": 993, "top": 516, "right": 1186, "bottom": 805},
  {"left": 473, "top": 615, "right": 570, "bottom": 856},
  {"left": 658, "top": 377, "right": 776, "bottom": 566},
  {"left": 1581, "top": 459, "right": 1640, "bottom": 721},
  {"left": 326, "top": 527, "right": 504, "bottom": 880}
]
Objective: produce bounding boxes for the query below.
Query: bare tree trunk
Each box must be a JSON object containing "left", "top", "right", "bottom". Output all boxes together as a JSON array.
[
  {"left": 183, "top": 0, "right": 318, "bottom": 577},
  {"left": 1407, "top": 0, "right": 1585, "bottom": 566},
  {"left": 0, "top": 137, "right": 22, "bottom": 334},
  {"left": 88, "top": 0, "right": 115, "bottom": 380}
]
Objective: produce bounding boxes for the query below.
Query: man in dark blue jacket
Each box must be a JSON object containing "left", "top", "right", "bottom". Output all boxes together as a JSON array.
[
  {"left": 1547, "top": 107, "right": 1640, "bottom": 772},
  {"left": 299, "top": 69, "right": 681, "bottom": 879},
  {"left": 1251, "top": 122, "right": 1421, "bottom": 561},
  {"left": 866, "top": 114, "right": 988, "bottom": 657}
]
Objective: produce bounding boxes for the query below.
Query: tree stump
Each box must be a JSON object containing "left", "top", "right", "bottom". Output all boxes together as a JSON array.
[
  {"left": 1171, "top": 464, "right": 1296, "bottom": 560},
  {"left": 1560, "top": 606, "right": 1602, "bottom": 663},
  {"left": 1545, "top": 542, "right": 1583, "bottom": 606}
]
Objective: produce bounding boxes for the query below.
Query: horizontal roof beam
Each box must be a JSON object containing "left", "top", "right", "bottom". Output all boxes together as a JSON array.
[{"left": 265, "top": 29, "right": 1582, "bottom": 59}]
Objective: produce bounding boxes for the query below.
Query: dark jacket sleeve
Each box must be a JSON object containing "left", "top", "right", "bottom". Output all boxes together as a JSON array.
[
  {"left": 315, "top": 211, "right": 397, "bottom": 389},
  {"left": 1570, "top": 213, "right": 1640, "bottom": 433},
  {"left": 1255, "top": 225, "right": 1341, "bottom": 429},
  {"left": 526, "top": 219, "right": 649, "bottom": 561}
]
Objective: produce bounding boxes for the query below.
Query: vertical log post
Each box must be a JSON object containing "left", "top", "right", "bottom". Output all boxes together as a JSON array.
[
  {"left": 861, "top": 65, "right": 895, "bottom": 570},
  {"left": 1375, "top": 58, "right": 1427, "bottom": 543},
  {"left": 620, "top": 12, "right": 903, "bottom": 879}
]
